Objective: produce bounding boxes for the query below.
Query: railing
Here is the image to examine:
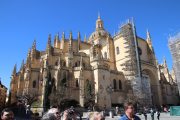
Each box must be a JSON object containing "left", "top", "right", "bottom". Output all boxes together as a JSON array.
[
  {"left": 73, "top": 67, "right": 80, "bottom": 70},
  {"left": 31, "top": 68, "right": 40, "bottom": 72},
  {"left": 61, "top": 66, "right": 67, "bottom": 70},
  {"left": 53, "top": 53, "right": 69, "bottom": 56},
  {"left": 110, "top": 70, "right": 122, "bottom": 75},
  {"left": 94, "top": 65, "right": 109, "bottom": 70},
  {"left": 84, "top": 66, "right": 93, "bottom": 70},
  {"left": 48, "top": 66, "right": 58, "bottom": 69},
  {"left": 73, "top": 53, "right": 90, "bottom": 57}
]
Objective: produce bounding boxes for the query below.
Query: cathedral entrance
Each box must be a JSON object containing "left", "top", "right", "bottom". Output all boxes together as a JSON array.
[{"left": 142, "top": 69, "right": 159, "bottom": 107}]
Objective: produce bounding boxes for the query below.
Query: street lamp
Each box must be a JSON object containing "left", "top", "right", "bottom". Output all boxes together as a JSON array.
[
  {"left": 41, "top": 76, "right": 51, "bottom": 113},
  {"left": 106, "top": 85, "right": 114, "bottom": 118}
]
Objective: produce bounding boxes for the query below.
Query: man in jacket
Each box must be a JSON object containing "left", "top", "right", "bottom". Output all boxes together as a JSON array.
[{"left": 119, "top": 102, "right": 141, "bottom": 120}]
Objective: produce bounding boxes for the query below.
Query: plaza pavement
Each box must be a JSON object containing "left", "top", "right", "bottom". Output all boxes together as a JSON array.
[
  {"left": 15, "top": 112, "right": 180, "bottom": 120},
  {"left": 105, "top": 112, "right": 180, "bottom": 120}
]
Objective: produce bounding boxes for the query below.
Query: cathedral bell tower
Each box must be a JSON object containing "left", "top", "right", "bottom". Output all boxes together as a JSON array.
[{"left": 95, "top": 13, "right": 104, "bottom": 31}]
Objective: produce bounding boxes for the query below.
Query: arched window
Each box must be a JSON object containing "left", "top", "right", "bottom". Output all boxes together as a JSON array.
[
  {"left": 119, "top": 80, "right": 122, "bottom": 89},
  {"left": 63, "top": 62, "right": 66, "bottom": 67},
  {"left": 138, "top": 47, "right": 142, "bottom": 55},
  {"left": 104, "top": 52, "right": 107, "bottom": 59},
  {"left": 113, "top": 79, "right": 117, "bottom": 89},
  {"left": 75, "top": 62, "right": 77, "bottom": 67},
  {"left": 83, "top": 63, "right": 85, "bottom": 67},
  {"left": 116, "top": 47, "right": 119, "bottom": 55},
  {"left": 76, "top": 79, "right": 79, "bottom": 87},
  {"left": 33, "top": 80, "right": 36, "bottom": 88}
]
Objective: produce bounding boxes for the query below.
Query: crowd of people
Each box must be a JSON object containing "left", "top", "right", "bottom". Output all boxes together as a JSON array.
[{"left": 1, "top": 102, "right": 167, "bottom": 120}]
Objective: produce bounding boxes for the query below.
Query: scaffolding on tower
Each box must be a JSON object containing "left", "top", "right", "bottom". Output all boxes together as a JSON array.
[
  {"left": 168, "top": 30, "right": 180, "bottom": 96},
  {"left": 119, "top": 18, "right": 152, "bottom": 106}
]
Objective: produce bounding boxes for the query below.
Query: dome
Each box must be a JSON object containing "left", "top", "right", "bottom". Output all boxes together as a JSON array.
[{"left": 89, "top": 30, "right": 109, "bottom": 39}]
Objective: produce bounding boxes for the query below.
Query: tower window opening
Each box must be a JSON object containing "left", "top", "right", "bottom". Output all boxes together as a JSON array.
[
  {"left": 63, "top": 62, "right": 66, "bottom": 67},
  {"left": 104, "top": 52, "right": 107, "bottom": 59},
  {"left": 114, "top": 79, "right": 117, "bottom": 89},
  {"left": 75, "top": 62, "right": 77, "bottom": 67},
  {"left": 33, "top": 80, "right": 36, "bottom": 88},
  {"left": 117, "top": 47, "right": 119, "bottom": 55},
  {"left": 76, "top": 79, "right": 79, "bottom": 87}
]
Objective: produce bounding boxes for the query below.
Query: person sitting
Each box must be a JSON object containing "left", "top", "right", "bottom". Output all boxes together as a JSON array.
[{"left": 119, "top": 102, "right": 141, "bottom": 120}]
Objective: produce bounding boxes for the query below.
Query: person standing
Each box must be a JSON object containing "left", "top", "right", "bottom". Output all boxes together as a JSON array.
[
  {"left": 143, "top": 109, "right": 147, "bottom": 120},
  {"left": 150, "top": 108, "right": 154, "bottom": 120},
  {"left": 76, "top": 112, "right": 82, "bottom": 120},
  {"left": 156, "top": 110, "right": 160, "bottom": 120},
  {"left": 119, "top": 102, "right": 141, "bottom": 120}
]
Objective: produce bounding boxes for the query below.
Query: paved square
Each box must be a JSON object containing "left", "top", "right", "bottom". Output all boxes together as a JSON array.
[{"left": 106, "top": 112, "right": 180, "bottom": 120}]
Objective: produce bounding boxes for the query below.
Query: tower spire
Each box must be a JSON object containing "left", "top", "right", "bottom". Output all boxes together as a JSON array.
[
  {"left": 163, "top": 54, "right": 167, "bottom": 68},
  {"left": 147, "top": 29, "right": 151, "bottom": 40},
  {"left": 26, "top": 46, "right": 31, "bottom": 68},
  {"left": 147, "top": 29, "right": 154, "bottom": 52},
  {"left": 62, "top": 30, "right": 65, "bottom": 40},
  {"left": 96, "top": 13, "right": 104, "bottom": 31},
  {"left": 46, "top": 34, "right": 52, "bottom": 54},
  {"left": 12, "top": 63, "right": 17, "bottom": 76},
  {"left": 98, "top": 12, "right": 101, "bottom": 19},
  {"left": 31, "top": 39, "right": 36, "bottom": 62},
  {"left": 68, "top": 29, "right": 73, "bottom": 53},
  {"left": 78, "top": 30, "right": 81, "bottom": 41},
  {"left": 20, "top": 59, "right": 24, "bottom": 72},
  {"left": 163, "top": 54, "right": 166, "bottom": 63},
  {"left": 69, "top": 29, "right": 73, "bottom": 40},
  {"left": 53, "top": 35, "right": 56, "bottom": 47},
  {"left": 84, "top": 33, "right": 87, "bottom": 42},
  {"left": 56, "top": 32, "right": 59, "bottom": 41},
  {"left": 56, "top": 32, "right": 59, "bottom": 48}
]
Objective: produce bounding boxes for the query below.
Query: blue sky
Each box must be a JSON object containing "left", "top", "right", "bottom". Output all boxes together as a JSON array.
[{"left": 0, "top": 0, "right": 180, "bottom": 93}]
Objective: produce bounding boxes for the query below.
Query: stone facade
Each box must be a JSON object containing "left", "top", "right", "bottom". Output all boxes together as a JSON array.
[
  {"left": 9, "top": 14, "right": 179, "bottom": 110},
  {"left": 0, "top": 79, "right": 8, "bottom": 111}
]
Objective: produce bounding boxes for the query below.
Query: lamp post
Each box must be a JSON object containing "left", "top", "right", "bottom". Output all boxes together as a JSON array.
[
  {"left": 106, "top": 85, "right": 114, "bottom": 118},
  {"left": 40, "top": 76, "right": 51, "bottom": 112}
]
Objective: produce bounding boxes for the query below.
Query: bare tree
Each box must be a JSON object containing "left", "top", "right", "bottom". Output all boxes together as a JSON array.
[
  {"left": 14, "top": 88, "right": 40, "bottom": 106},
  {"left": 82, "top": 92, "right": 99, "bottom": 110},
  {"left": 48, "top": 86, "right": 69, "bottom": 110}
]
